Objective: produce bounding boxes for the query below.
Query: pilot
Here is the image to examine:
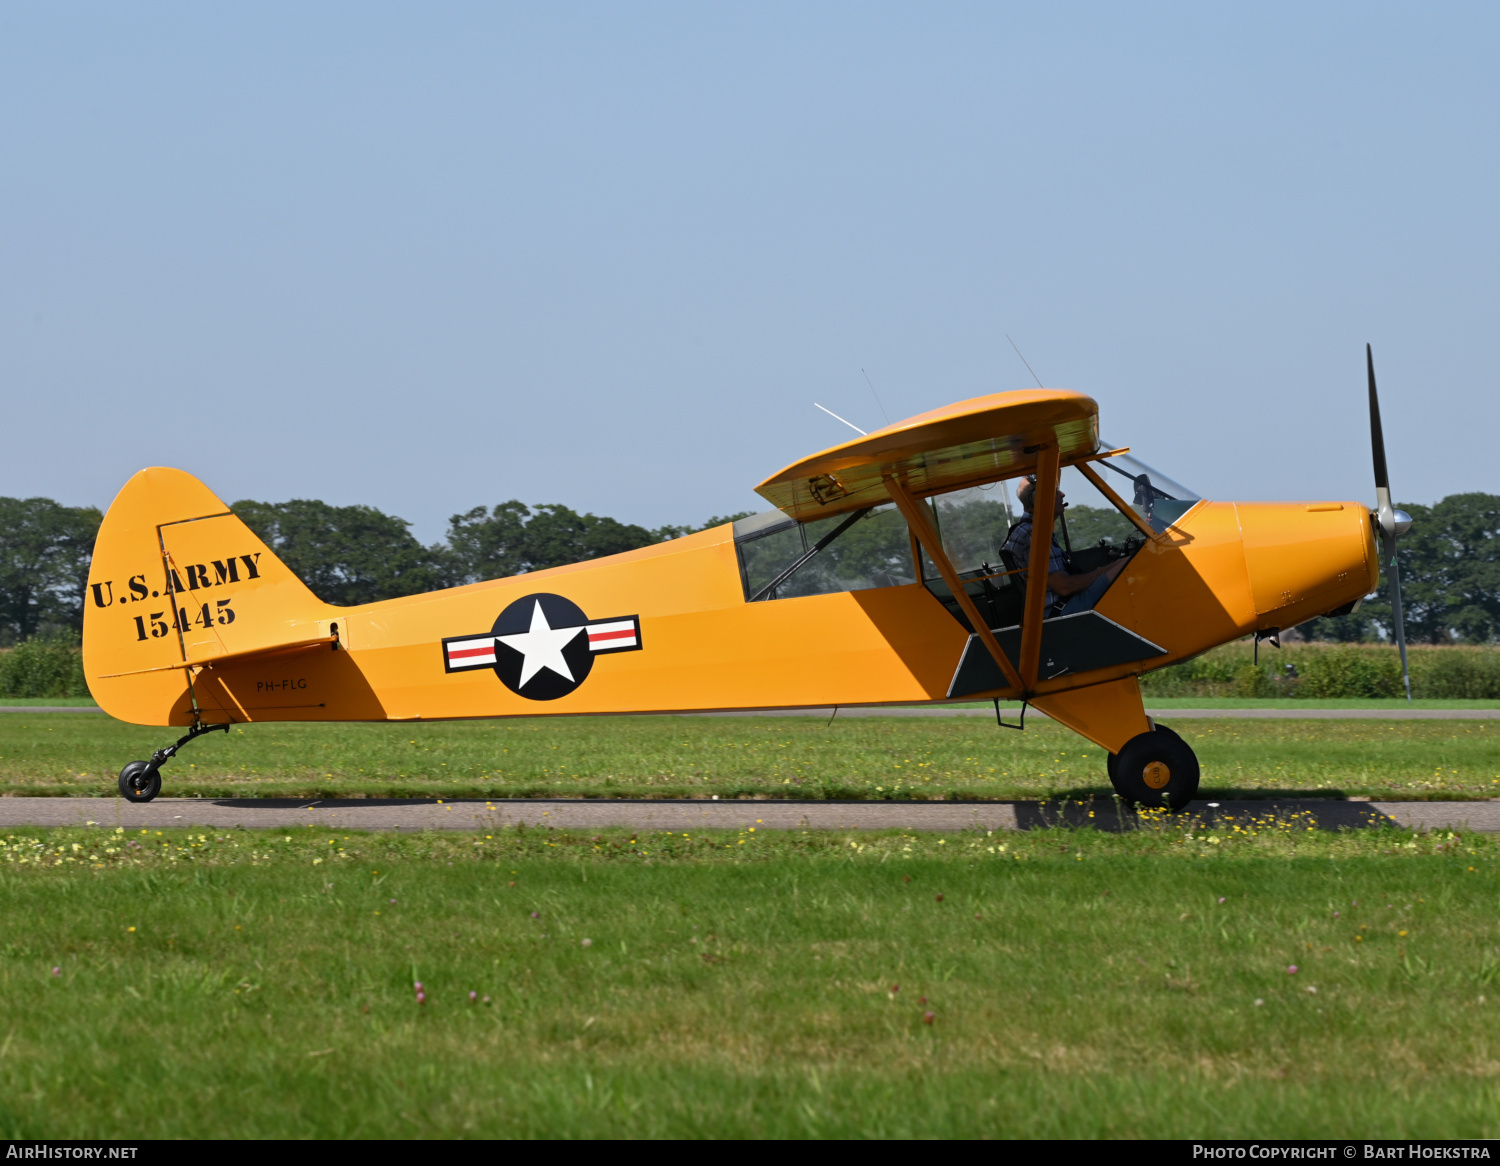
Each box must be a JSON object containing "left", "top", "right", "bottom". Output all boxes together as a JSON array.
[{"left": 1003, "top": 477, "right": 1128, "bottom": 616}]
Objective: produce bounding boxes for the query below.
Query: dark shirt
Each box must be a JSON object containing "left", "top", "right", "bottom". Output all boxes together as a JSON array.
[{"left": 1001, "top": 515, "right": 1067, "bottom": 609}]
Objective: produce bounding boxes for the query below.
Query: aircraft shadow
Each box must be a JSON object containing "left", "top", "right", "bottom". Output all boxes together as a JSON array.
[
  {"left": 1015, "top": 797, "right": 1397, "bottom": 833},
  {"left": 207, "top": 794, "right": 1400, "bottom": 832}
]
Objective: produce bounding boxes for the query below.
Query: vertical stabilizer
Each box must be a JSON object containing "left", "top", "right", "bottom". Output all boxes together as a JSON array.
[{"left": 84, "top": 468, "right": 332, "bottom": 725}]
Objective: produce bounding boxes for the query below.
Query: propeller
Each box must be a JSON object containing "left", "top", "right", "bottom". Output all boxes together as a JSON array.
[{"left": 1367, "top": 344, "right": 1414, "bottom": 701}]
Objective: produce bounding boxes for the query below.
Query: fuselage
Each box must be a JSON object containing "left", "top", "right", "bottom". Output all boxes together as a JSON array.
[{"left": 88, "top": 491, "right": 1376, "bottom": 727}]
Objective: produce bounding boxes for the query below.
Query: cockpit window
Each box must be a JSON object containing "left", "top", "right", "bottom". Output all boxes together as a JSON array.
[
  {"left": 733, "top": 444, "right": 1194, "bottom": 603},
  {"left": 735, "top": 503, "right": 914, "bottom": 601},
  {"left": 1096, "top": 445, "right": 1201, "bottom": 532},
  {"left": 916, "top": 470, "right": 1140, "bottom": 583}
]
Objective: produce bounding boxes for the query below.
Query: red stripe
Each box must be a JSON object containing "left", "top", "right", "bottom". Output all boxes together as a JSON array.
[
  {"left": 589, "top": 629, "right": 635, "bottom": 643},
  {"left": 449, "top": 645, "right": 495, "bottom": 660}
]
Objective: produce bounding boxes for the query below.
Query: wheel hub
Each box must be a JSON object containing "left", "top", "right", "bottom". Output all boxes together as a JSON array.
[{"left": 1142, "top": 760, "right": 1171, "bottom": 789}]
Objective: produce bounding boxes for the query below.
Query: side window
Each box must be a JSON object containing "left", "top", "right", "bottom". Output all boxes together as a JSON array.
[
  {"left": 735, "top": 504, "right": 916, "bottom": 601},
  {"left": 923, "top": 484, "right": 1017, "bottom": 578},
  {"left": 735, "top": 511, "right": 806, "bottom": 600}
]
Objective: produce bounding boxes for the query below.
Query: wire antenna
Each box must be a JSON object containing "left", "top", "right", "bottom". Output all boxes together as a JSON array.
[
  {"left": 814, "top": 402, "right": 867, "bottom": 436},
  {"left": 861, "top": 368, "right": 891, "bottom": 426},
  {"left": 1006, "top": 335, "right": 1044, "bottom": 388}
]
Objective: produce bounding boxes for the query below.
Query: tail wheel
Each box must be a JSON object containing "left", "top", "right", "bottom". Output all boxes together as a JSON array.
[
  {"left": 118, "top": 761, "right": 161, "bottom": 804},
  {"left": 1107, "top": 724, "right": 1199, "bottom": 812}
]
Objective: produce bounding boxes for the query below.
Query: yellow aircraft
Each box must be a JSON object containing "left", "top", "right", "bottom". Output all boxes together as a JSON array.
[{"left": 82, "top": 349, "right": 1411, "bottom": 810}]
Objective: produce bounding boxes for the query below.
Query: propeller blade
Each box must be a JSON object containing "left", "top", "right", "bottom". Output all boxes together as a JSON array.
[
  {"left": 1368, "top": 343, "right": 1394, "bottom": 537},
  {"left": 1366, "top": 344, "right": 1412, "bottom": 702},
  {"left": 1368, "top": 344, "right": 1389, "bottom": 490}
]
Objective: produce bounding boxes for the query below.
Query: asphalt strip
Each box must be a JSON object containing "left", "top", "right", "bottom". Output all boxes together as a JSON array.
[{"left": 1, "top": 796, "right": 1496, "bottom": 833}]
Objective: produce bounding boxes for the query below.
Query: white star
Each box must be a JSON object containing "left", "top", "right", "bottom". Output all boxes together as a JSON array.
[{"left": 496, "top": 600, "right": 583, "bottom": 688}]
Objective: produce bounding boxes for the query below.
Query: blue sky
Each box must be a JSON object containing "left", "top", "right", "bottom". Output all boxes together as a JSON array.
[{"left": 2, "top": 3, "right": 1495, "bottom": 541}]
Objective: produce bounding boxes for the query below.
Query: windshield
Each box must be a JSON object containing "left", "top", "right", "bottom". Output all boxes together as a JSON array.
[{"left": 1095, "top": 445, "right": 1201, "bottom": 531}]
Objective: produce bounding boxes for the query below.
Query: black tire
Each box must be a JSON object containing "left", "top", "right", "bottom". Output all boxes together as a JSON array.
[
  {"left": 118, "top": 761, "right": 161, "bottom": 803},
  {"left": 1104, "top": 751, "right": 1134, "bottom": 809},
  {"left": 1108, "top": 724, "right": 1199, "bottom": 812}
]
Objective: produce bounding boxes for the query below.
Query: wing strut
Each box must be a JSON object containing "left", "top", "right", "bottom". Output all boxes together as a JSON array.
[
  {"left": 1018, "top": 444, "right": 1060, "bottom": 690},
  {"left": 884, "top": 475, "right": 1027, "bottom": 696}
]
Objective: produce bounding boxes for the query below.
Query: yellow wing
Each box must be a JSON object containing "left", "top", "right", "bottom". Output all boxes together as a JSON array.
[{"left": 755, "top": 389, "right": 1099, "bottom": 521}]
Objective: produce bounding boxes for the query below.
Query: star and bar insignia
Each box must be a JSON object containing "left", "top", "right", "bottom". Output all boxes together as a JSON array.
[{"left": 441, "top": 592, "right": 641, "bottom": 701}]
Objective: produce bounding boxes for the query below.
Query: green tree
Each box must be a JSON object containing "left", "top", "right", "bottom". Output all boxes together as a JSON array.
[
  {"left": 521, "top": 505, "right": 658, "bottom": 572},
  {"left": 1362, "top": 493, "right": 1500, "bottom": 644},
  {"left": 652, "top": 512, "right": 756, "bottom": 541},
  {"left": 232, "top": 499, "right": 450, "bottom": 606},
  {"left": 0, "top": 497, "right": 102, "bottom": 644},
  {"left": 445, "top": 503, "right": 751, "bottom": 584},
  {"left": 445, "top": 502, "right": 656, "bottom": 581},
  {"left": 1061, "top": 504, "right": 1138, "bottom": 551},
  {"left": 445, "top": 502, "right": 533, "bottom": 582}
]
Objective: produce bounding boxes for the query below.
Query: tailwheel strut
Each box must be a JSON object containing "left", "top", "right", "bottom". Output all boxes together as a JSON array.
[{"left": 117, "top": 722, "right": 231, "bottom": 804}]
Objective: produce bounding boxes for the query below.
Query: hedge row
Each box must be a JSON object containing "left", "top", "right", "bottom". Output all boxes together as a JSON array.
[
  {"left": 1139, "top": 642, "right": 1500, "bottom": 700},
  {"left": 0, "top": 638, "right": 89, "bottom": 698}
]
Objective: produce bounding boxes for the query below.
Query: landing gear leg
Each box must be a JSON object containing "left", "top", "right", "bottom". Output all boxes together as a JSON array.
[
  {"left": 1106, "top": 724, "right": 1200, "bottom": 812},
  {"left": 117, "top": 722, "right": 231, "bottom": 804}
]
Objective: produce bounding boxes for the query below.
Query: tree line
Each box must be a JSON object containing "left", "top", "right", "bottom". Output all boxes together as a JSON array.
[{"left": 0, "top": 491, "right": 1495, "bottom": 646}]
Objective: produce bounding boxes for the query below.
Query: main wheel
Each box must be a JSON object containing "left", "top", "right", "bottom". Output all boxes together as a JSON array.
[
  {"left": 1105, "top": 749, "right": 1133, "bottom": 809},
  {"left": 1107, "top": 724, "right": 1199, "bottom": 812},
  {"left": 118, "top": 761, "right": 161, "bottom": 803}
]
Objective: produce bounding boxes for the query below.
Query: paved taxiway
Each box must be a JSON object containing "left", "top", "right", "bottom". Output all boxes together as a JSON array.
[{"left": 1, "top": 796, "right": 1495, "bottom": 833}]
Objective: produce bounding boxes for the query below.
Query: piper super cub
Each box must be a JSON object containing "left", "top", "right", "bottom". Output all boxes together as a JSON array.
[{"left": 83, "top": 350, "right": 1413, "bottom": 810}]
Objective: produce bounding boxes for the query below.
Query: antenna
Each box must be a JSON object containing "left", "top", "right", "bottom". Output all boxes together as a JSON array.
[
  {"left": 861, "top": 369, "right": 891, "bottom": 426},
  {"left": 1006, "top": 334, "right": 1044, "bottom": 388},
  {"left": 814, "top": 402, "right": 867, "bottom": 436}
]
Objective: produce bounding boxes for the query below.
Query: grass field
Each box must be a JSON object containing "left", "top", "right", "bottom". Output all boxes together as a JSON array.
[
  {"left": 1132, "top": 697, "right": 1499, "bottom": 710},
  {"left": 1, "top": 713, "right": 1496, "bottom": 801},
  {"left": 0, "top": 698, "right": 98, "bottom": 706},
  {"left": 1, "top": 820, "right": 1495, "bottom": 1138}
]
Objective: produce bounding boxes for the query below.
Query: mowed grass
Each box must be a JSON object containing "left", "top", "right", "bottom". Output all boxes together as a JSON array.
[
  {"left": 0, "top": 822, "right": 1496, "bottom": 1138},
  {"left": 2, "top": 713, "right": 1498, "bottom": 801}
]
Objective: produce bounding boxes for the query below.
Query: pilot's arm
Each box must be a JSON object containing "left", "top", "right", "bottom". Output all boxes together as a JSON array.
[{"left": 1046, "top": 556, "right": 1127, "bottom": 598}]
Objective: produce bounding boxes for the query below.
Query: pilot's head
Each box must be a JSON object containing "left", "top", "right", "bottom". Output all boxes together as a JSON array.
[{"left": 1016, "top": 476, "right": 1064, "bottom": 514}]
